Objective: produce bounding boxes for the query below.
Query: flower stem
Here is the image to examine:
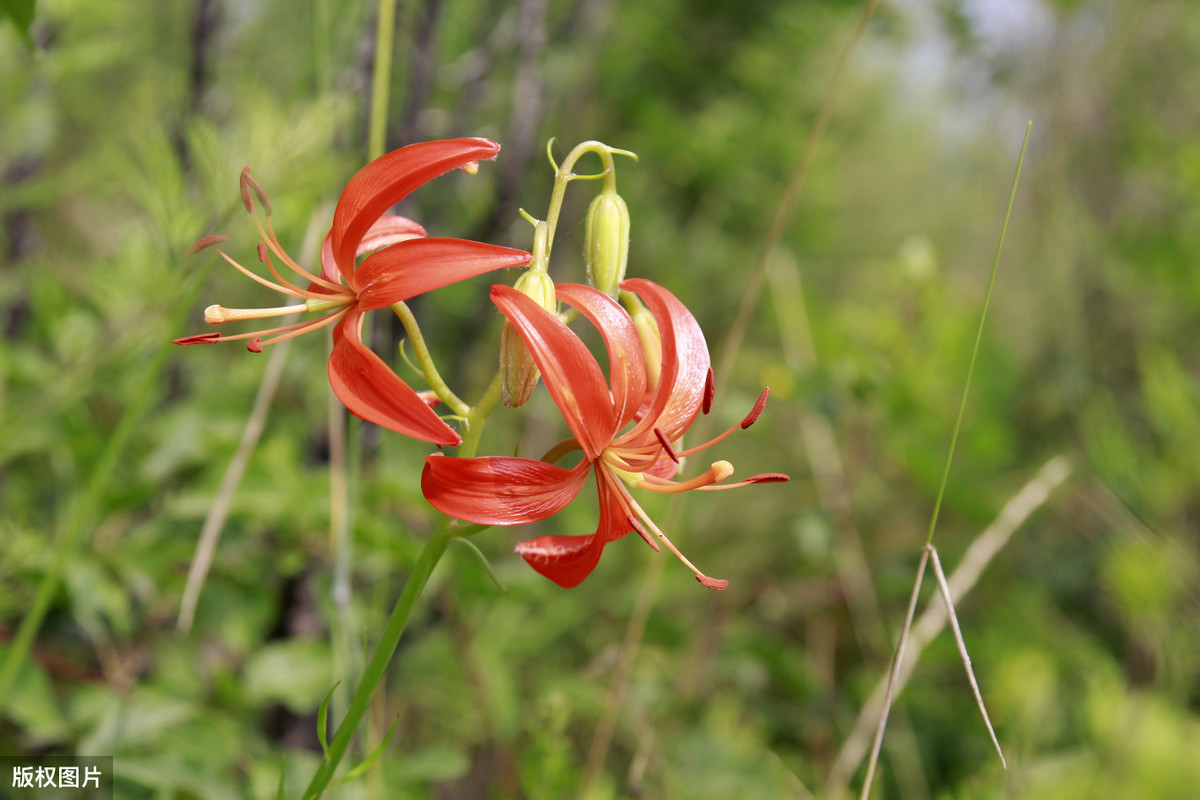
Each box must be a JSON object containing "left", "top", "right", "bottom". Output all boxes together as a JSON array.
[
  {"left": 390, "top": 301, "right": 471, "bottom": 417},
  {"left": 301, "top": 520, "right": 454, "bottom": 799}
]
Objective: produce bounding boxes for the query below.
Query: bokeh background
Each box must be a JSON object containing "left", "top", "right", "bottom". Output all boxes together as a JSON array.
[{"left": 3, "top": 0, "right": 1199, "bottom": 797}]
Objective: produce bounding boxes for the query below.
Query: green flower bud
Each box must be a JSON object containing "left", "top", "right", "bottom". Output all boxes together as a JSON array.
[
  {"left": 623, "top": 291, "right": 661, "bottom": 390},
  {"left": 584, "top": 189, "right": 629, "bottom": 298},
  {"left": 501, "top": 267, "right": 556, "bottom": 408}
]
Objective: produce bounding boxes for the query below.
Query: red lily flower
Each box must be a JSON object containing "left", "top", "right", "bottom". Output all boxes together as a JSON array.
[
  {"left": 421, "top": 278, "right": 788, "bottom": 589},
  {"left": 174, "top": 138, "right": 532, "bottom": 445}
]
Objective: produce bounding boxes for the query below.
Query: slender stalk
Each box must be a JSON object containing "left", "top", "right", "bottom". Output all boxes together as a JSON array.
[
  {"left": 302, "top": 521, "right": 454, "bottom": 799},
  {"left": 367, "top": 0, "right": 398, "bottom": 161},
  {"left": 391, "top": 300, "right": 471, "bottom": 417},
  {"left": 924, "top": 122, "right": 1031, "bottom": 547}
]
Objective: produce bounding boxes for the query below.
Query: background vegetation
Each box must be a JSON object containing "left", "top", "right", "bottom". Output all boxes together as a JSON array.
[{"left": 2, "top": 0, "right": 1199, "bottom": 797}]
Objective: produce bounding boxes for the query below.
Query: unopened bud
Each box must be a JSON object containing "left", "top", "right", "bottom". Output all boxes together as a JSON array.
[
  {"left": 623, "top": 291, "right": 661, "bottom": 390},
  {"left": 584, "top": 190, "right": 629, "bottom": 298},
  {"left": 501, "top": 269, "right": 556, "bottom": 407}
]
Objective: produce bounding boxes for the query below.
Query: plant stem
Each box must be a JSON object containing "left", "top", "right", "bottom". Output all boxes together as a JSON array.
[{"left": 302, "top": 521, "right": 454, "bottom": 799}]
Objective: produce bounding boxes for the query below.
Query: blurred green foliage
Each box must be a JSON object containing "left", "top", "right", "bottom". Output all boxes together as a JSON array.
[{"left": 2, "top": 0, "right": 1200, "bottom": 797}]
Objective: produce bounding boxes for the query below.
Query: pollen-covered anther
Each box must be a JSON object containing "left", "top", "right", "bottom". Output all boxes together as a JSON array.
[
  {"left": 188, "top": 234, "right": 230, "bottom": 257},
  {"left": 740, "top": 387, "right": 770, "bottom": 429},
  {"left": 239, "top": 166, "right": 272, "bottom": 215},
  {"left": 172, "top": 332, "right": 222, "bottom": 346},
  {"left": 654, "top": 427, "right": 680, "bottom": 463},
  {"left": 460, "top": 160, "right": 480, "bottom": 175}
]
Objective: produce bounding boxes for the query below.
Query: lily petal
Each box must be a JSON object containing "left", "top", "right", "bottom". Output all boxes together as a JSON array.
[
  {"left": 330, "top": 138, "right": 502, "bottom": 281},
  {"left": 328, "top": 311, "right": 462, "bottom": 445},
  {"left": 556, "top": 283, "right": 648, "bottom": 432},
  {"left": 491, "top": 285, "right": 617, "bottom": 459},
  {"left": 514, "top": 533, "right": 603, "bottom": 588},
  {"left": 354, "top": 238, "right": 530, "bottom": 311},
  {"left": 621, "top": 279, "right": 710, "bottom": 441},
  {"left": 421, "top": 454, "right": 590, "bottom": 525},
  {"left": 315, "top": 215, "right": 428, "bottom": 292}
]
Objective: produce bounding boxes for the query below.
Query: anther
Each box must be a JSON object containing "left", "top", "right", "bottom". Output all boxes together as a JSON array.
[
  {"left": 257, "top": 242, "right": 269, "bottom": 262},
  {"left": 172, "top": 332, "right": 222, "bottom": 345},
  {"left": 247, "top": 338, "right": 263, "bottom": 353},
  {"left": 696, "top": 575, "right": 730, "bottom": 590},
  {"left": 654, "top": 427, "right": 680, "bottom": 463},
  {"left": 743, "top": 473, "right": 789, "bottom": 484},
  {"left": 239, "top": 166, "right": 273, "bottom": 215},
  {"left": 188, "top": 234, "right": 230, "bottom": 256},
  {"left": 702, "top": 368, "right": 715, "bottom": 415},
  {"left": 461, "top": 161, "right": 480, "bottom": 175},
  {"left": 740, "top": 387, "right": 770, "bottom": 429}
]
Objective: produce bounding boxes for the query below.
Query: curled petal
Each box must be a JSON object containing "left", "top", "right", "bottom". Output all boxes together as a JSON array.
[
  {"left": 621, "top": 279, "right": 710, "bottom": 441},
  {"left": 515, "top": 533, "right": 604, "bottom": 588},
  {"left": 421, "top": 454, "right": 590, "bottom": 525},
  {"left": 328, "top": 313, "right": 461, "bottom": 445},
  {"left": 556, "top": 283, "right": 648, "bottom": 432},
  {"left": 492, "top": 285, "right": 617, "bottom": 459},
  {"left": 330, "top": 138, "right": 502, "bottom": 281},
  {"left": 354, "top": 239, "right": 531, "bottom": 311},
  {"left": 314, "top": 215, "right": 429, "bottom": 292}
]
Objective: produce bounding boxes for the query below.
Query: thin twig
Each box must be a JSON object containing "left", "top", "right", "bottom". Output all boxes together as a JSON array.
[
  {"left": 859, "top": 547, "right": 929, "bottom": 799},
  {"left": 928, "top": 546, "right": 1007, "bottom": 768},
  {"left": 824, "top": 455, "right": 1071, "bottom": 796}
]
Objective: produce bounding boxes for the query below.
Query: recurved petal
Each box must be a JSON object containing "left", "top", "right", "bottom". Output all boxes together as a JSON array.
[
  {"left": 314, "top": 215, "right": 428, "bottom": 292},
  {"left": 353, "top": 238, "right": 530, "bottom": 311},
  {"left": 621, "top": 279, "right": 710, "bottom": 441},
  {"left": 421, "top": 454, "right": 590, "bottom": 525},
  {"left": 328, "top": 313, "right": 462, "bottom": 445},
  {"left": 514, "top": 533, "right": 604, "bottom": 589},
  {"left": 330, "top": 138, "right": 502, "bottom": 281},
  {"left": 556, "top": 283, "right": 648, "bottom": 432},
  {"left": 492, "top": 285, "right": 617, "bottom": 459}
]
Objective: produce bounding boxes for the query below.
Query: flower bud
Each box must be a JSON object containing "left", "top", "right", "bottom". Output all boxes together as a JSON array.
[
  {"left": 501, "top": 268, "right": 556, "bottom": 407},
  {"left": 623, "top": 291, "right": 661, "bottom": 390},
  {"left": 584, "top": 190, "right": 629, "bottom": 298}
]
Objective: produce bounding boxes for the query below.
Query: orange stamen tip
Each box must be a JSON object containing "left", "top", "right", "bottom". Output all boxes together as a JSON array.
[
  {"left": 246, "top": 338, "right": 263, "bottom": 353},
  {"left": 172, "top": 332, "right": 221, "bottom": 345},
  {"left": 188, "top": 234, "right": 230, "bottom": 256},
  {"left": 703, "top": 368, "right": 715, "bottom": 414},
  {"left": 697, "top": 575, "right": 729, "bottom": 590},
  {"left": 740, "top": 387, "right": 770, "bottom": 429},
  {"left": 746, "top": 472, "right": 789, "bottom": 484},
  {"left": 460, "top": 160, "right": 480, "bottom": 175},
  {"left": 654, "top": 427, "right": 680, "bottom": 463},
  {"left": 711, "top": 460, "right": 734, "bottom": 483}
]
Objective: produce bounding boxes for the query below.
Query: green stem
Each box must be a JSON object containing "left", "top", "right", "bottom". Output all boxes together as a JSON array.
[
  {"left": 924, "top": 121, "right": 1031, "bottom": 546},
  {"left": 391, "top": 301, "right": 471, "bottom": 416},
  {"left": 301, "top": 369, "right": 502, "bottom": 797},
  {"left": 367, "top": 0, "right": 398, "bottom": 161},
  {"left": 302, "top": 520, "right": 454, "bottom": 799}
]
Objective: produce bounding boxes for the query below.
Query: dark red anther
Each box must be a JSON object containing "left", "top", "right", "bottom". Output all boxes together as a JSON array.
[
  {"left": 172, "top": 332, "right": 222, "bottom": 345},
  {"left": 654, "top": 427, "right": 680, "bottom": 463},
  {"left": 740, "top": 387, "right": 770, "bottom": 430},
  {"left": 702, "top": 367, "right": 715, "bottom": 415},
  {"left": 696, "top": 575, "right": 729, "bottom": 590},
  {"left": 246, "top": 337, "right": 263, "bottom": 353},
  {"left": 743, "top": 473, "right": 790, "bottom": 484},
  {"left": 257, "top": 242, "right": 269, "bottom": 262}
]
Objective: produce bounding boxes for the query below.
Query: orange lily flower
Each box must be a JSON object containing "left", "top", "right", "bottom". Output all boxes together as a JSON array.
[
  {"left": 421, "top": 279, "right": 787, "bottom": 588},
  {"left": 174, "top": 138, "right": 531, "bottom": 445}
]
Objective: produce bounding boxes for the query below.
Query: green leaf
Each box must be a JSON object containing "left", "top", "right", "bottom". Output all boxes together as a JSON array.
[
  {"left": 0, "top": 0, "right": 35, "bottom": 48},
  {"left": 316, "top": 681, "right": 341, "bottom": 756},
  {"left": 334, "top": 716, "right": 399, "bottom": 787}
]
